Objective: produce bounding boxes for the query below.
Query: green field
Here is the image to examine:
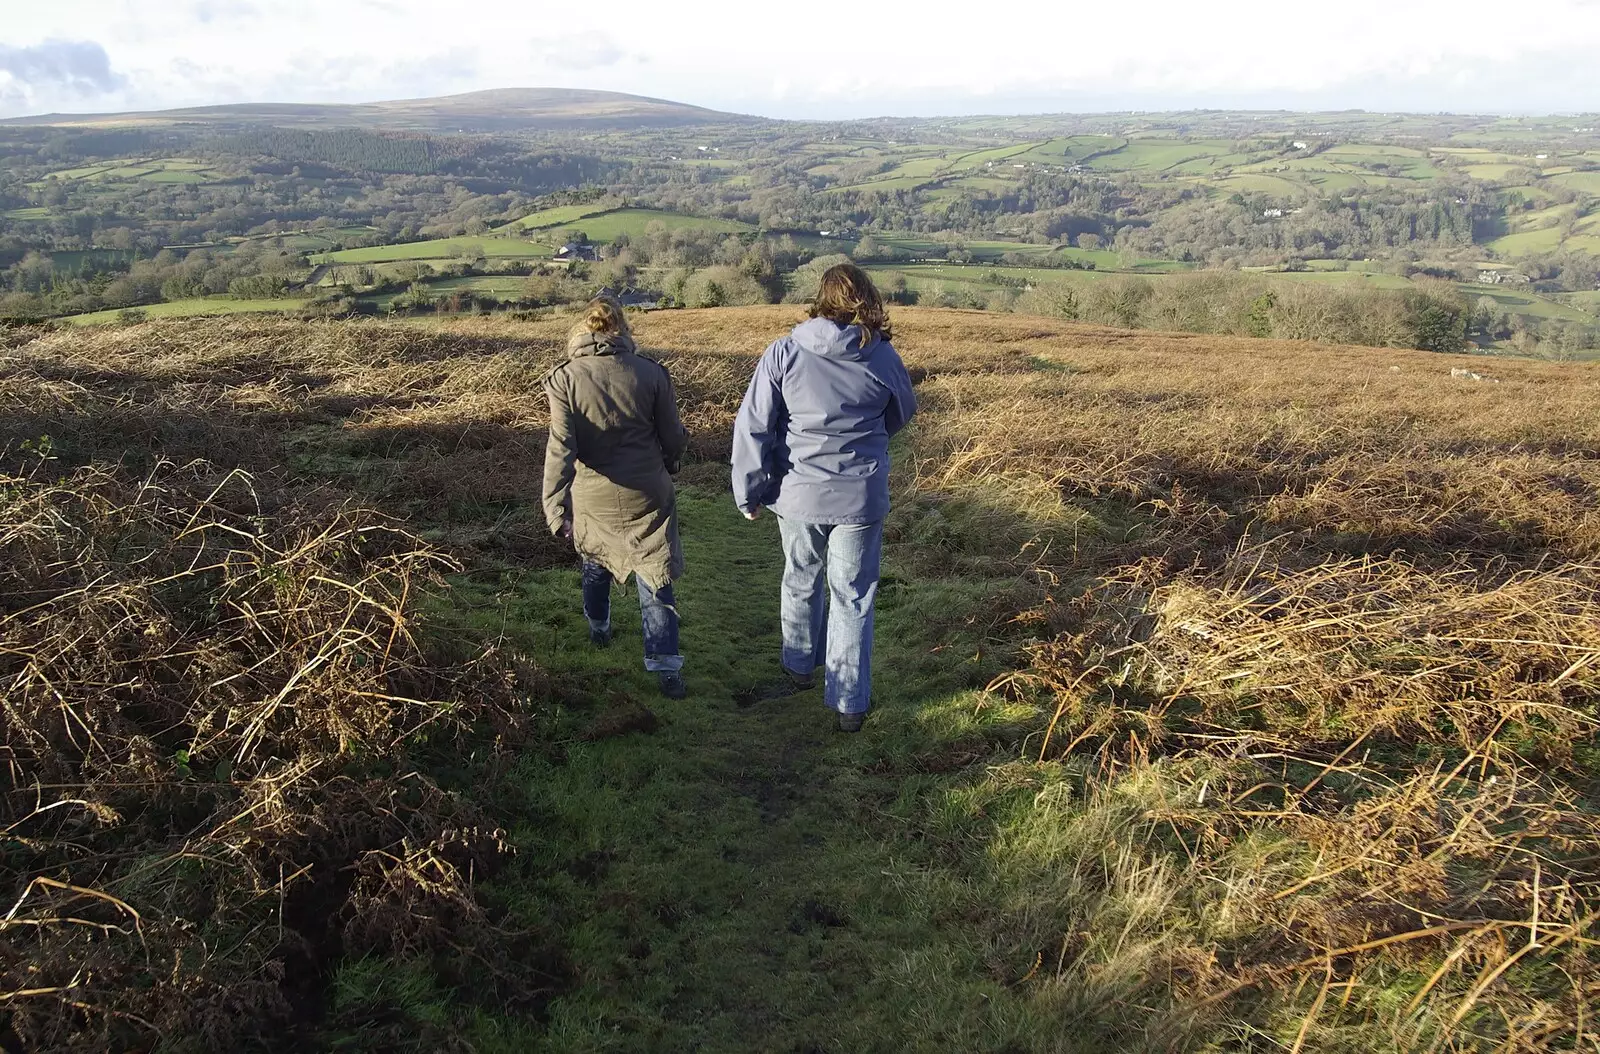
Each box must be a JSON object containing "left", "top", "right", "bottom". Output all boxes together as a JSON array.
[
  {"left": 46, "top": 249, "right": 136, "bottom": 271},
  {"left": 1084, "top": 139, "right": 1235, "bottom": 173},
  {"left": 269, "top": 226, "right": 382, "bottom": 253},
  {"left": 1464, "top": 163, "right": 1530, "bottom": 182},
  {"left": 511, "top": 201, "right": 622, "bottom": 231},
  {"left": 314, "top": 235, "right": 552, "bottom": 266},
  {"left": 1458, "top": 283, "right": 1596, "bottom": 321},
  {"left": 3, "top": 207, "right": 53, "bottom": 221},
  {"left": 1215, "top": 173, "right": 1308, "bottom": 196},
  {"left": 419, "top": 276, "right": 531, "bottom": 297},
  {"left": 62, "top": 297, "right": 304, "bottom": 325},
  {"left": 1557, "top": 290, "right": 1600, "bottom": 313},
  {"left": 526, "top": 207, "right": 755, "bottom": 244},
  {"left": 32, "top": 157, "right": 226, "bottom": 187},
  {"left": 863, "top": 262, "right": 1592, "bottom": 327},
  {"left": 321, "top": 209, "right": 754, "bottom": 265},
  {"left": 1550, "top": 171, "right": 1600, "bottom": 194},
  {"left": 870, "top": 235, "right": 1184, "bottom": 272},
  {"left": 1487, "top": 226, "right": 1569, "bottom": 255}
]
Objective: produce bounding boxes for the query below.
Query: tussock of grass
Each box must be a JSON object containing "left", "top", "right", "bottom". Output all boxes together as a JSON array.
[{"left": 0, "top": 457, "right": 546, "bottom": 1050}]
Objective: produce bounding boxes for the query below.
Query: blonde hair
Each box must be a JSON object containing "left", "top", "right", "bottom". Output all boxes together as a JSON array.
[
  {"left": 573, "top": 295, "right": 632, "bottom": 343},
  {"left": 810, "top": 263, "right": 891, "bottom": 342}
]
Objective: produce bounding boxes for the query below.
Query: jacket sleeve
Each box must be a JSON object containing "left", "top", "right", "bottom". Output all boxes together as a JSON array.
[
  {"left": 731, "top": 341, "right": 786, "bottom": 514},
  {"left": 542, "top": 371, "right": 577, "bottom": 535},
  {"left": 655, "top": 366, "right": 689, "bottom": 473},
  {"left": 883, "top": 345, "right": 918, "bottom": 437}
]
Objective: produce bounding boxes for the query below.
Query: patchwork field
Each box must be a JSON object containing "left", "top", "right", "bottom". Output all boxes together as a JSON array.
[
  {"left": 313, "top": 234, "right": 554, "bottom": 265},
  {"left": 28, "top": 157, "right": 227, "bottom": 187},
  {"left": 62, "top": 297, "right": 305, "bottom": 325},
  {"left": 315, "top": 209, "right": 755, "bottom": 266}
]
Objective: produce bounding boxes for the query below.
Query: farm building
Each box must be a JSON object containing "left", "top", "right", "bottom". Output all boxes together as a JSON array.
[
  {"left": 1477, "top": 270, "right": 1532, "bottom": 285},
  {"left": 554, "top": 241, "right": 599, "bottom": 262},
  {"left": 597, "top": 285, "right": 666, "bottom": 310}
]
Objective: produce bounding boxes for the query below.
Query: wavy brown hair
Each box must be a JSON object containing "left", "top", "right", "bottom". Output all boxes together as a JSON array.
[
  {"left": 571, "top": 295, "right": 632, "bottom": 343},
  {"left": 810, "top": 263, "right": 891, "bottom": 343}
]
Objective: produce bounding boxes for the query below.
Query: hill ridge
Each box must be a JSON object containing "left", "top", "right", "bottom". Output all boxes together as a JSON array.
[{"left": 0, "top": 86, "right": 755, "bottom": 131}]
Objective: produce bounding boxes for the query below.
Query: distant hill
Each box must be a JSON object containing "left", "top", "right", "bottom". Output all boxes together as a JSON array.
[{"left": 0, "top": 87, "right": 754, "bottom": 132}]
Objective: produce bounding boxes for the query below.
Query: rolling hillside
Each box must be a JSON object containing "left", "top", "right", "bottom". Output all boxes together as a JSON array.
[
  {"left": 0, "top": 87, "right": 753, "bottom": 131},
  {"left": 3, "top": 307, "right": 1597, "bottom": 1051}
]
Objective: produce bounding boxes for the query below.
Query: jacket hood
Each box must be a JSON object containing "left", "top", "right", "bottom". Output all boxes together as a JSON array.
[
  {"left": 791, "top": 317, "right": 879, "bottom": 361},
  {"left": 568, "top": 329, "right": 636, "bottom": 358}
]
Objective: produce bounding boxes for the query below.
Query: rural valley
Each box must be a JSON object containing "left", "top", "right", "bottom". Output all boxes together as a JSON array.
[{"left": 2, "top": 90, "right": 1598, "bottom": 356}]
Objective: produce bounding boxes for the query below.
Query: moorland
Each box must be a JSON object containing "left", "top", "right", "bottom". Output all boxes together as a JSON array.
[{"left": 3, "top": 306, "right": 1598, "bottom": 1051}]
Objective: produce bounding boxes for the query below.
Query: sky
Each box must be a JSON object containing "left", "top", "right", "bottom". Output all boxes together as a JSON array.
[{"left": 2, "top": 0, "right": 1599, "bottom": 120}]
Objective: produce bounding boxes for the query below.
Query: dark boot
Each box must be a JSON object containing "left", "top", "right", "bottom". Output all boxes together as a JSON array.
[
  {"left": 658, "top": 672, "right": 688, "bottom": 699},
  {"left": 836, "top": 711, "right": 865, "bottom": 733},
  {"left": 590, "top": 625, "right": 613, "bottom": 648},
  {"left": 783, "top": 664, "right": 816, "bottom": 691}
]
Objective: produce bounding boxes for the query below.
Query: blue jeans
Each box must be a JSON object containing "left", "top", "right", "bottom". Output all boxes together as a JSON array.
[
  {"left": 776, "top": 517, "right": 884, "bottom": 715},
  {"left": 582, "top": 563, "right": 683, "bottom": 673}
]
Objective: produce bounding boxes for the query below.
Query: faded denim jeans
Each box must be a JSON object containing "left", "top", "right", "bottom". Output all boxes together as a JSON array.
[
  {"left": 582, "top": 563, "right": 683, "bottom": 673},
  {"left": 776, "top": 517, "right": 884, "bottom": 715}
]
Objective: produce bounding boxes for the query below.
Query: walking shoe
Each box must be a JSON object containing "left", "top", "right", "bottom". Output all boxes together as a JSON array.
[
  {"left": 589, "top": 625, "right": 613, "bottom": 648},
  {"left": 836, "top": 711, "right": 865, "bottom": 733},
  {"left": 658, "top": 672, "right": 688, "bottom": 699},
  {"left": 782, "top": 664, "right": 817, "bottom": 691}
]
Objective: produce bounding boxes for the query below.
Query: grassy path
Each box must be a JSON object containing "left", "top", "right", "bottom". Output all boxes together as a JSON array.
[{"left": 444, "top": 488, "right": 1044, "bottom": 1053}]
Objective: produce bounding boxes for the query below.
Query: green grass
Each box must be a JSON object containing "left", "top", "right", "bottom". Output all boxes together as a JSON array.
[
  {"left": 1464, "top": 163, "right": 1529, "bottom": 182},
  {"left": 328, "top": 209, "right": 755, "bottom": 264},
  {"left": 1550, "top": 171, "right": 1600, "bottom": 194},
  {"left": 314, "top": 236, "right": 553, "bottom": 266},
  {"left": 2, "top": 207, "right": 53, "bottom": 221},
  {"left": 1084, "top": 139, "right": 1235, "bottom": 173},
  {"left": 1256, "top": 270, "right": 1415, "bottom": 290},
  {"left": 534, "top": 208, "right": 755, "bottom": 243},
  {"left": 46, "top": 248, "right": 134, "bottom": 271},
  {"left": 1213, "top": 173, "right": 1308, "bottom": 196},
  {"left": 511, "top": 202, "right": 621, "bottom": 232},
  {"left": 1486, "top": 226, "right": 1568, "bottom": 255},
  {"left": 414, "top": 486, "right": 1054, "bottom": 1052},
  {"left": 61, "top": 297, "right": 303, "bottom": 325},
  {"left": 1557, "top": 290, "right": 1600, "bottom": 314},
  {"left": 36, "top": 157, "right": 225, "bottom": 186},
  {"left": 868, "top": 235, "right": 1184, "bottom": 270},
  {"left": 1459, "top": 283, "right": 1596, "bottom": 321},
  {"left": 418, "top": 276, "right": 531, "bottom": 297}
]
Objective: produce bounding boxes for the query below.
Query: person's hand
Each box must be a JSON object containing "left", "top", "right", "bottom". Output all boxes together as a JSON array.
[
  {"left": 560, "top": 515, "right": 574, "bottom": 539},
  {"left": 742, "top": 506, "right": 762, "bottom": 521}
]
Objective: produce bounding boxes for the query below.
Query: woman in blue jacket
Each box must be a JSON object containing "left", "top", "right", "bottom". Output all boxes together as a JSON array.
[{"left": 731, "top": 264, "right": 917, "bottom": 731}]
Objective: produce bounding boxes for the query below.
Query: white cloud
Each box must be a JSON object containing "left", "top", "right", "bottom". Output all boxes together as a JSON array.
[
  {"left": 0, "top": 0, "right": 1596, "bottom": 118},
  {"left": 0, "top": 39, "right": 125, "bottom": 111},
  {"left": 529, "top": 31, "right": 629, "bottom": 71}
]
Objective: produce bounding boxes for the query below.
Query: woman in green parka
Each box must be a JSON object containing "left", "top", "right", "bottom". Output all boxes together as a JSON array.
[{"left": 542, "top": 297, "right": 690, "bottom": 698}]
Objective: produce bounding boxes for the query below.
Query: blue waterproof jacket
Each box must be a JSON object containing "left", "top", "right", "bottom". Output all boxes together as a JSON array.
[{"left": 732, "top": 317, "right": 917, "bottom": 524}]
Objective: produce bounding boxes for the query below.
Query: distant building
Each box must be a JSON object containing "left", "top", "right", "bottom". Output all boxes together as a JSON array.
[
  {"left": 1262, "top": 208, "right": 1284, "bottom": 218},
  {"left": 1477, "top": 270, "right": 1530, "bottom": 285},
  {"left": 1292, "top": 141, "right": 1309, "bottom": 150},
  {"left": 598, "top": 285, "right": 665, "bottom": 309},
  {"left": 554, "top": 241, "right": 598, "bottom": 263}
]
